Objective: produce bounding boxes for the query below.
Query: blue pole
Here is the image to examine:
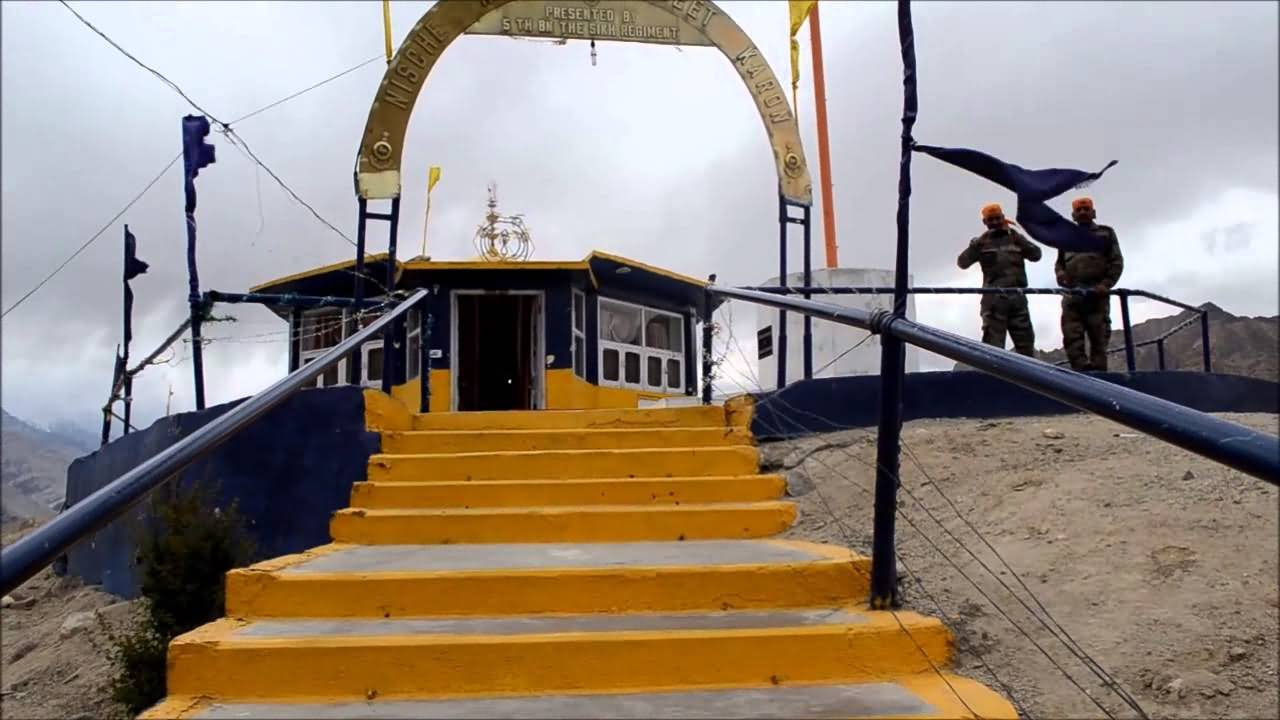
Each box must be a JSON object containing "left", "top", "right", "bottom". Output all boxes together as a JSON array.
[
  {"left": 181, "top": 116, "right": 215, "bottom": 410},
  {"left": 777, "top": 194, "right": 788, "bottom": 390},
  {"left": 870, "top": 0, "right": 919, "bottom": 610}
]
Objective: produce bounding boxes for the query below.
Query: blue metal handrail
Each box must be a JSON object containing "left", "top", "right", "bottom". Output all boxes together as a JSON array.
[
  {"left": 742, "top": 285, "right": 1214, "bottom": 374},
  {"left": 707, "top": 285, "right": 1280, "bottom": 485},
  {"left": 0, "top": 289, "right": 429, "bottom": 596}
]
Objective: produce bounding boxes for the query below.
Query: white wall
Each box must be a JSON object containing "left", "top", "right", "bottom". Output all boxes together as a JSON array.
[{"left": 756, "top": 268, "right": 920, "bottom": 391}]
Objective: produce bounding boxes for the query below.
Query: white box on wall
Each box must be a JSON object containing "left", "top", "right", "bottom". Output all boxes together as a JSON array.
[{"left": 755, "top": 268, "right": 920, "bottom": 391}]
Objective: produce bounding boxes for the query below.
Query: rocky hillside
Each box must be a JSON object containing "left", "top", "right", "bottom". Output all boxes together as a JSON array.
[
  {"left": 1, "top": 410, "right": 93, "bottom": 531},
  {"left": 1036, "top": 302, "right": 1277, "bottom": 378},
  {"left": 950, "top": 302, "right": 1277, "bottom": 379}
]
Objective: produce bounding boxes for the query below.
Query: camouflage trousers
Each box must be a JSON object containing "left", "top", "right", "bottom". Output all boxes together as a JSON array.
[
  {"left": 1061, "top": 293, "right": 1111, "bottom": 371},
  {"left": 980, "top": 294, "right": 1036, "bottom": 357}
]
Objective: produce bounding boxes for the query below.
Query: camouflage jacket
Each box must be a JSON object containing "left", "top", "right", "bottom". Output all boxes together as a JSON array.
[
  {"left": 957, "top": 228, "right": 1043, "bottom": 288},
  {"left": 1055, "top": 224, "right": 1123, "bottom": 289}
]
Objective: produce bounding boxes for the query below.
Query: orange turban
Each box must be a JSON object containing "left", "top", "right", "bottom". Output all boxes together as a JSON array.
[
  {"left": 1072, "top": 197, "right": 1094, "bottom": 211},
  {"left": 980, "top": 203, "right": 1018, "bottom": 227}
]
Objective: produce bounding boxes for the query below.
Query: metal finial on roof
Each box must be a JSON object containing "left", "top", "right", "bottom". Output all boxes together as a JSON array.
[{"left": 473, "top": 183, "right": 534, "bottom": 262}]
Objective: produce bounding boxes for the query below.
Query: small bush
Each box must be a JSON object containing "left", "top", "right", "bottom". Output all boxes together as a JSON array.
[{"left": 100, "top": 481, "right": 255, "bottom": 717}]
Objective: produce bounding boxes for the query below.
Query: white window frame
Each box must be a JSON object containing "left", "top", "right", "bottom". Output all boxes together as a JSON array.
[
  {"left": 296, "top": 305, "right": 391, "bottom": 389},
  {"left": 597, "top": 297, "right": 683, "bottom": 393},
  {"left": 405, "top": 309, "right": 422, "bottom": 381},
  {"left": 571, "top": 290, "right": 588, "bottom": 380}
]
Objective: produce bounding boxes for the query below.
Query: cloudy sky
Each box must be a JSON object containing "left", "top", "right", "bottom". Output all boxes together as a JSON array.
[{"left": 2, "top": 0, "right": 1276, "bottom": 430}]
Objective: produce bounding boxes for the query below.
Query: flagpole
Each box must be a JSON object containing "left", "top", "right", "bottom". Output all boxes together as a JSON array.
[
  {"left": 808, "top": 3, "right": 839, "bottom": 269},
  {"left": 382, "top": 0, "right": 394, "bottom": 63},
  {"left": 420, "top": 190, "right": 432, "bottom": 257}
]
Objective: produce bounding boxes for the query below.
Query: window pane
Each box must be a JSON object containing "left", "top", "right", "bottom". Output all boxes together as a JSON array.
[
  {"left": 358, "top": 310, "right": 384, "bottom": 329},
  {"left": 573, "top": 293, "right": 585, "bottom": 334},
  {"left": 573, "top": 335, "right": 585, "bottom": 378},
  {"left": 321, "top": 363, "right": 339, "bottom": 388},
  {"left": 302, "top": 311, "right": 344, "bottom": 352},
  {"left": 600, "top": 301, "right": 641, "bottom": 345},
  {"left": 367, "top": 345, "right": 384, "bottom": 382},
  {"left": 602, "top": 348, "right": 620, "bottom": 381},
  {"left": 624, "top": 352, "right": 641, "bottom": 384},
  {"left": 667, "top": 358, "right": 681, "bottom": 389},
  {"left": 407, "top": 332, "right": 420, "bottom": 379},
  {"left": 647, "top": 356, "right": 662, "bottom": 387},
  {"left": 644, "top": 311, "right": 682, "bottom": 352}
]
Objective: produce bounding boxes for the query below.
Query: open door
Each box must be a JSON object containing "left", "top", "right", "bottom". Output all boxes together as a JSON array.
[{"left": 454, "top": 293, "right": 542, "bottom": 412}]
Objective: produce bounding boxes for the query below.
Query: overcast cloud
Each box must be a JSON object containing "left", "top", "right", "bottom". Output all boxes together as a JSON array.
[{"left": 2, "top": 0, "right": 1276, "bottom": 429}]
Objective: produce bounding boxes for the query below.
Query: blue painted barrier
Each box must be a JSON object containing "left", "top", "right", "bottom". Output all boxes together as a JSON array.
[
  {"left": 752, "top": 370, "right": 1280, "bottom": 440},
  {"left": 59, "top": 386, "right": 378, "bottom": 598}
]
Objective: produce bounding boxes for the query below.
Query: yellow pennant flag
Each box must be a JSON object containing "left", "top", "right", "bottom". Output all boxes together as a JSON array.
[
  {"left": 789, "top": 1, "right": 816, "bottom": 116},
  {"left": 427, "top": 166, "right": 442, "bottom": 193}
]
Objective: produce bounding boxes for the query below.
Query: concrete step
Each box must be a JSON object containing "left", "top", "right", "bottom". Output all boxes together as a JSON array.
[
  {"left": 224, "top": 540, "right": 869, "bottom": 618},
  {"left": 146, "top": 675, "right": 1018, "bottom": 719},
  {"left": 349, "top": 475, "right": 786, "bottom": 509},
  {"left": 162, "top": 607, "right": 952, "bottom": 700},
  {"left": 368, "top": 447, "right": 760, "bottom": 483},
  {"left": 409, "top": 406, "right": 737, "bottom": 432},
  {"left": 329, "top": 502, "right": 797, "bottom": 544},
  {"left": 381, "top": 426, "right": 753, "bottom": 454}
]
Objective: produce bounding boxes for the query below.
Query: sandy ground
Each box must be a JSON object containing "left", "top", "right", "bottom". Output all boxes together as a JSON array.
[
  {"left": 1, "top": 526, "right": 140, "bottom": 720},
  {"left": 770, "top": 411, "right": 1279, "bottom": 720},
  {"left": 2, "top": 412, "right": 1276, "bottom": 720}
]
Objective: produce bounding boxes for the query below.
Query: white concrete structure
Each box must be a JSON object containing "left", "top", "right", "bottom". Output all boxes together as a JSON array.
[{"left": 755, "top": 268, "right": 920, "bottom": 391}]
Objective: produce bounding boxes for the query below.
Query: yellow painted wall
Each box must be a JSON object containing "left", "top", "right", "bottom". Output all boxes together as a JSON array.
[
  {"left": 386, "top": 369, "right": 684, "bottom": 412},
  {"left": 389, "top": 370, "right": 451, "bottom": 413}
]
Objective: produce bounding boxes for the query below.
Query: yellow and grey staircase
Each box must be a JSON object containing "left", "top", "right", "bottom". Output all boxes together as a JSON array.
[{"left": 142, "top": 394, "right": 1016, "bottom": 719}]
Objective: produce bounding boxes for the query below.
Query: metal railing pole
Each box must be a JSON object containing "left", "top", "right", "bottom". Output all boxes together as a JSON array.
[
  {"left": 420, "top": 295, "right": 432, "bottom": 414},
  {"left": 1156, "top": 338, "right": 1166, "bottom": 371},
  {"left": 701, "top": 282, "right": 714, "bottom": 405},
  {"left": 1119, "top": 292, "right": 1137, "bottom": 373},
  {"left": 802, "top": 203, "right": 814, "bottom": 380},
  {"left": 776, "top": 193, "right": 788, "bottom": 391},
  {"left": 1200, "top": 311, "right": 1212, "bottom": 373}
]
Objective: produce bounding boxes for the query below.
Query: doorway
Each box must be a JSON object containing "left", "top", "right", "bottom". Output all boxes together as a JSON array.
[{"left": 453, "top": 292, "right": 543, "bottom": 411}]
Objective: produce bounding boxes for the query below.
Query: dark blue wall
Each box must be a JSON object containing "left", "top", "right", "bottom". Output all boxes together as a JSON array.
[
  {"left": 752, "top": 370, "right": 1280, "bottom": 439},
  {"left": 60, "top": 386, "right": 379, "bottom": 598}
]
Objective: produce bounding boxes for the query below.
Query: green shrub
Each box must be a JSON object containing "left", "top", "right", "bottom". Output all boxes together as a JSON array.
[{"left": 99, "top": 481, "right": 255, "bottom": 717}]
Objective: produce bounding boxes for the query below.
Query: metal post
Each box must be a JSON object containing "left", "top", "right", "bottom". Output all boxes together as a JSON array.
[
  {"left": 1200, "top": 311, "right": 1212, "bottom": 373},
  {"left": 420, "top": 299, "right": 432, "bottom": 413},
  {"left": 288, "top": 307, "right": 302, "bottom": 372},
  {"left": 1119, "top": 292, "right": 1136, "bottom": 373},
  {"left": 701, "top": 279, "right": 715, "bottom": 405},
  {"left": 777, "top": 193, "right": 788, "bottom": 390},
  {"left": 1156, "top": 338, "right": 1166, "bottom": 371},
  {"left": 350, "top": 198, "right": 368, "bottom": 385},
  {"left": 802, "top": 203, "right": 814, "bottom": 380},
  {"left": 181, "top": 116, "right": 214, "bottom": 411},
  {"left": 871, "top": 0, "right": 919, "bottom": 611},
  {"left": 101, "top": 346, "right": 123, "bottom": 447},
  {"left": 382, "top": 197, "right": 402, "bottom": 394}
]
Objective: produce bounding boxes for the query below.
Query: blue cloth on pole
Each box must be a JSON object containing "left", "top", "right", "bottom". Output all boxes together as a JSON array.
[{"left": 913, "top": 143, "right": 1117, "bottom": 252}]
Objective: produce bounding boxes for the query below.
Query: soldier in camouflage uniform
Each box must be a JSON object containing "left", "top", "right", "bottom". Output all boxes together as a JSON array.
[
  {"left": 957, "top": 203, "right": 1043, "bottom": 356},
  {"left": 1055, "top": 197, "right": 1124, "bottom": 371}
]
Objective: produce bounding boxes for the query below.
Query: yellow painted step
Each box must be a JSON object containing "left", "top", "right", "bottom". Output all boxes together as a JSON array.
[
  {"left": 165, "top": 610, "right": 951, "bottom": 700},
  {"left": 349, "top": 475, "right": 786, "bottom": 509},
  {"left": 329, "top": 502, "right": 797, "bottom": 544},
  {"left": 411, "top": 406, "right": 733, "bottom": 431},
  {"left": 381, "top": 426, "right": 753, "bottom": 454},
  {"left": 145, "top": 675, "right": 1019, "bottom": 720},
  {"left": 368, "top": 447, "right": 760, "bottom": 483},
  {"left": 224, "top": 541, "right": 869, "bottom": 618}
]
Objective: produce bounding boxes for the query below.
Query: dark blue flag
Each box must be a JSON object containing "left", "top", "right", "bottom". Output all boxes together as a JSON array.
[
  {"left": 913, "top": 143, "right": 1117, "bottom": 252},
  {"left": 123, "top": 225, "right": 147, "bottom": 346}
]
